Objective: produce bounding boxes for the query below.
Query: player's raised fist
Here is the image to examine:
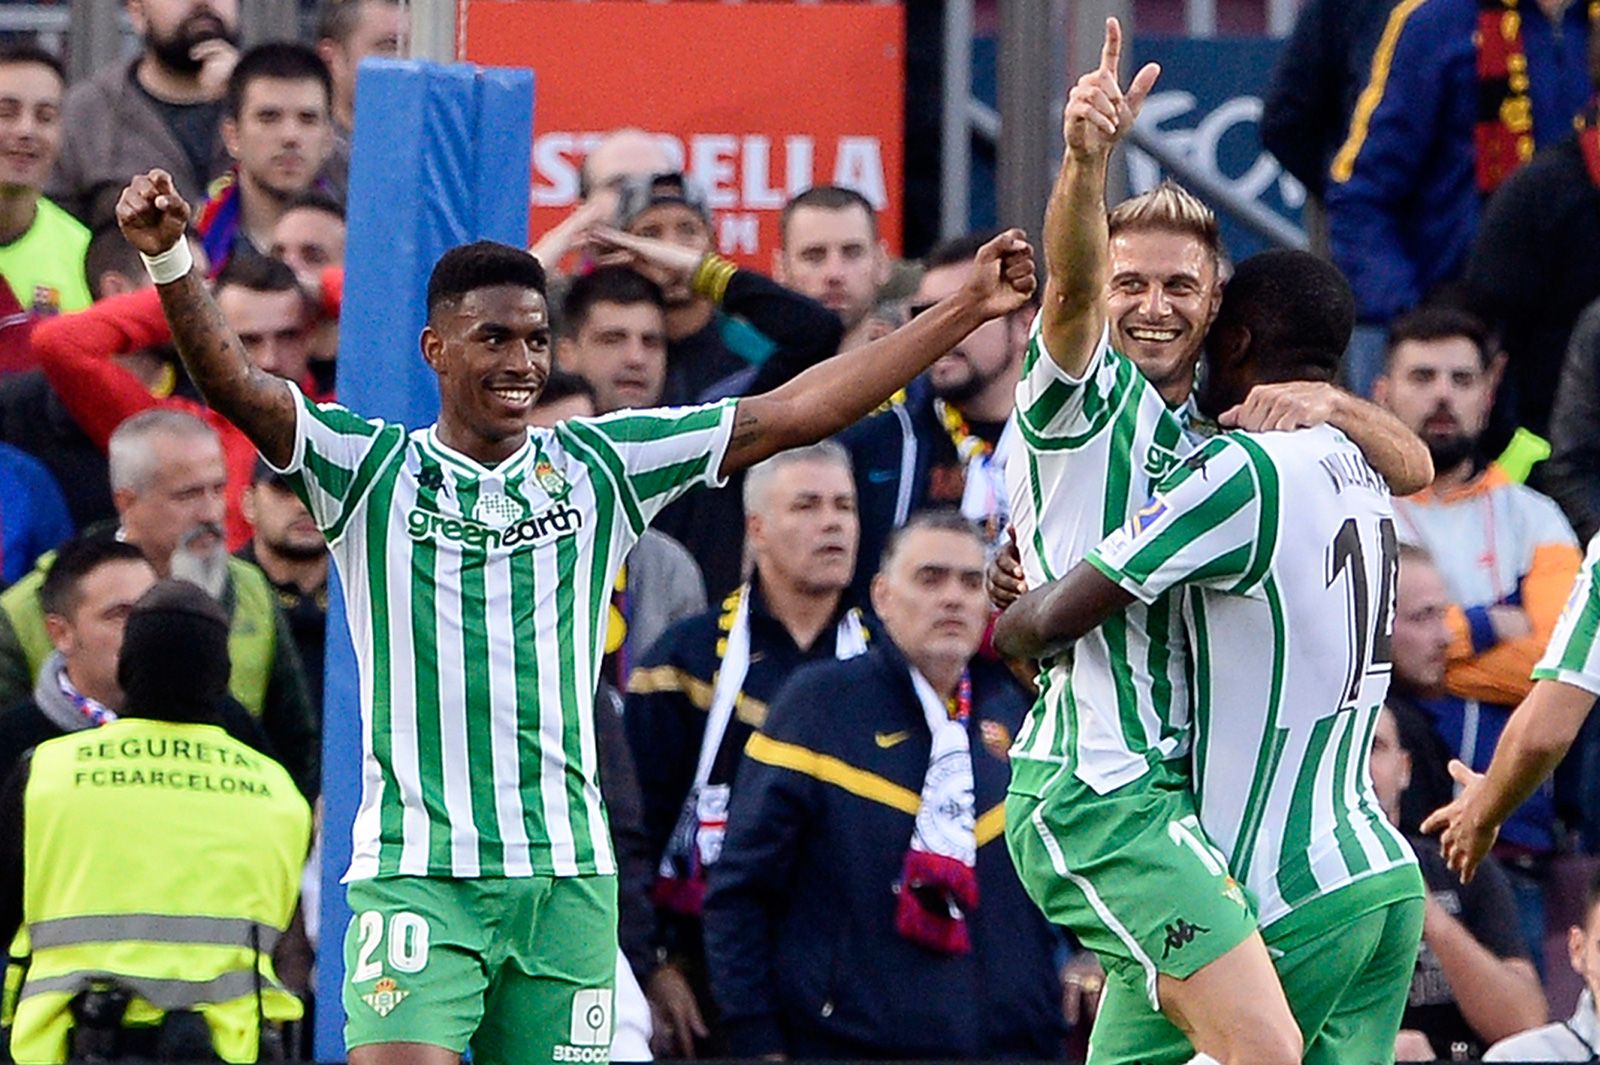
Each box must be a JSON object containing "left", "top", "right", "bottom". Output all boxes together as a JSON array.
[
  {"left": 966, "top": 228, "right": 1037, "bottom": 319},
  {"left": 117, "top": 170, "right": 191, "bottom": 256},
  {"left": 1064, "top": 18, "right": 1160, "bottom": 160}
]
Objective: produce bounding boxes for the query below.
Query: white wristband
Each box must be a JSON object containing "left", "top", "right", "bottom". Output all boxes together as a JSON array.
[{"left": 139, "top": 239, "right": 194, "bottom": 285}]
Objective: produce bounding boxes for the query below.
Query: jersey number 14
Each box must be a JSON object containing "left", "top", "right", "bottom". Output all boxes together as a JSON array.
[{"left": 1326, "top": 516, "right": 1399, "bottom": 707}]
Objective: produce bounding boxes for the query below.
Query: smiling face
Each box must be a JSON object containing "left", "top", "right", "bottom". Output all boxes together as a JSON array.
[
  {"left": 1104, "top": 227, "right": 1221, "bottom": 402},
  {"left": 423, "top": 283, "right": 552, "bottom": 460},
  {"left": 0, "top": 59, "right": 61, "bottom": 194}
]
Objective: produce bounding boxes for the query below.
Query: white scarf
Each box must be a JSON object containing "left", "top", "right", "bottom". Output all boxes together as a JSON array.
[
  {"left": 906, "top": 667, "right": 977, "bottom": 871},
  {"left": 681, "top": 587, "right": 869, "bottom": 869}
]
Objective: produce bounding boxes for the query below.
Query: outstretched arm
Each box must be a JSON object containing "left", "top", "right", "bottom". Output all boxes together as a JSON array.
[
  {"left": 991, "top": 562, "right": 1135, "bottom": 661},
  {"left": 116, "top": 169, "right": 297, "bottom": 468},
  {"left": 1040, "top": 18, "right": 1159, "bottom": 377},
  {"left": 718, "top": 229, "right": 1035, "bottom": 476},
  {"left": 1220, "top": 381, "right": 1434, "bottom": 494}
]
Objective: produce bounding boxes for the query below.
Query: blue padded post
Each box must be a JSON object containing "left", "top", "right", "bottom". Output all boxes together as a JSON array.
[{"left": 314, "top": 58, "right": 533, "bottom": 1062}]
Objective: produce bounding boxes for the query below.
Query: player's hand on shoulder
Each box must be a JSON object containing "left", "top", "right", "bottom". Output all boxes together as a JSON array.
[{"left": 1221, "top": 380, "right": 1341, "bottom": 433}]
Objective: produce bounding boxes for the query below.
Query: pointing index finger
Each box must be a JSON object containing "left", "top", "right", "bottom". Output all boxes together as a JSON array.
[{"left": 1100, "top": 18, "right": 1122, "bottom": 77}]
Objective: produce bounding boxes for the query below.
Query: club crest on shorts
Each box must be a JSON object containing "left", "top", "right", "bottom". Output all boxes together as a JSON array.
[
  {"left": 362, "top": 977, "right": 409, "bottom": 1017},
  {"left": 535, "top": 458, "right": 570, "bottom": 499}
]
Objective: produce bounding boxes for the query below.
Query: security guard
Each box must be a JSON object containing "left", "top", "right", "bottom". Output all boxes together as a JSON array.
[{"left": 0, "top": 580, "right": 311, "bottom": 1063}]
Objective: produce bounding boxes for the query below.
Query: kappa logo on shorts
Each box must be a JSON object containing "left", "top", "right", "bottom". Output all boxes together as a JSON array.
[
  {"left": 551, "top": 987, "right": 613, "bottom": 1062},
  {"left": 1161, "top": 918, "right": 1211, "bottom": 959},
  {"left": 361, "top": 977, "right": 410, "bottom": 1017}
]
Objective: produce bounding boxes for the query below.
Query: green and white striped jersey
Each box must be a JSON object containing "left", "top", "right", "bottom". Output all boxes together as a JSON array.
[
  {"left": 273, "top": 381, "right": 738, "bottom": 881},
  {"left": 1534, "top": 532, "right": 1600, "bottom": 696},
  {"left": 1005, "top": 320, "right": 1199, "bottom": 793},
  {"left": 1088, "top": 425, "right": 1417, "bottom": 927}
]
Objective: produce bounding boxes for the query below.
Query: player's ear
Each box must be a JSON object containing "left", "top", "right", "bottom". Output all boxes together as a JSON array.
[
  {"left": 1212, "top": 323, "right": 1251, "bottom": 371},
  {"left": 420, "top": 324, "right": 446, "bottom": 373}
]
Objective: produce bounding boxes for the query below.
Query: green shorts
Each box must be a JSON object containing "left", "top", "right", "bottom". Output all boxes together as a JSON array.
[
  {"left": 1005, "top": 761, "right": 1256, "bottom": 1007},
  {"left": 1087, "top": 867, "right": 1426, "bottom": 1065},
  {"left": 342, "top": 874, "right": 618, "bottom": 1065}
]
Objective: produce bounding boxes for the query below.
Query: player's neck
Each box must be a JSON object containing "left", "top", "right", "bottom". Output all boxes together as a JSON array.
[
  {"left": 756, "top": 571, "right": 841, "bottom": 653},
  {"left": 0, "top": 190, "right": 39, "bottom": 245},
  {"left": 434, "top": 414, "right": 525, "bottom": 467}
]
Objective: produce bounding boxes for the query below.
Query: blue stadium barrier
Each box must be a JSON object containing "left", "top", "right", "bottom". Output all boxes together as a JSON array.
[{"left": 314, "top": 58, "right": 534, "bottom": 1061}]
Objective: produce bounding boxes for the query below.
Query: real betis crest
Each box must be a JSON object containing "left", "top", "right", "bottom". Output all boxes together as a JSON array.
[
  {"left": 362, "top": 977, "right": 409, "bottom": 1017},
  {"left": 534, "top": 457, "right": 569, "bottom": 499}
]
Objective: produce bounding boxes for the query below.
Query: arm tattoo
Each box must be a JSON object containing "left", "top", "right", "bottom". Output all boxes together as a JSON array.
[{"left": 157, "top": 272, "right": 298, "bottom": 467}]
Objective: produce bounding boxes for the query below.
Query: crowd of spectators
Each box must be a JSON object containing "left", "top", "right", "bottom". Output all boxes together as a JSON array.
[{"left": 4, "top": 0, "right": 1600, "bottom": 1061}]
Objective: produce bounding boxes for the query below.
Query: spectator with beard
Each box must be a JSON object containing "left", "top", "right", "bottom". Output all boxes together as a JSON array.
[
  {"left": 314, "top": 0, "right": 407, "bottom": 202},
  {"left": 0, "top": 409, "right": 318, "bottom": 796},
  {"left": 196, "top": 43, "right": 336, "bottom": 272},
  {"left": 34, "top": 254, "right": 320, "bottom": 550},
  {"left": 1373, "top": 305, "right": 1583, "bottom": 965},
  {"left": 238, "top": 458, "right": 327, "bottom": 710},
  {"left": 775, "top": 186, "right": 893, "bottom": 354},
  {"left": 840, "top": 231, "right": 1033, "bottom": 592},
  {"left": 49, "top": 0, "right": 238, "bottom": 230},
  {"left": 0, "top": 45, "right": 90, "bottom": 318}
]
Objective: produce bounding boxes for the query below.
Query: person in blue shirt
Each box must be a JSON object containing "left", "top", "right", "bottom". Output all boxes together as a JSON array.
[{"left": 0, "top": 440, "right": 73, "bottom": 588}]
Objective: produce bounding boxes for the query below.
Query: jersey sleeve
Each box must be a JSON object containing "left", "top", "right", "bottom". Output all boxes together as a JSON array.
[
  {"left": 560, "top": 399, "right": 739, "bottom": 533},
  {"left": 1014, "top": 315, "right": 1135, "bottom": 446},
  {"left": 269, "top": 379, "right": 400, "bottom": 538},
  {"left": 1085, "top": 435, "right": 1277, "bottom": 602},
  {"left": 1532, "top": 533, "right": 1600, "bottom": 695}
]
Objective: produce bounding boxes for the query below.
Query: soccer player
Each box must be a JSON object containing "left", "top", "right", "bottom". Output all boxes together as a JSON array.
[
  {"left": 996, "top": 249, "right": 1427, "bottom": 1065},
  {"left": 1424, "top": 537, "right": 1600, "bottom": 880},
  {"left": 114, "top": 168, "right": 1036, "bottom": 1065},
  {"left": 999, "top": 19, "right": 1430, "bottom": 1065}
]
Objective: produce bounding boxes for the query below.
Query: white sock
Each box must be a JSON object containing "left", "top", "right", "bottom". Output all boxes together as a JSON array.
[{"left": 1184, "top": 1056, "right": 1223, "bottom": 1065}]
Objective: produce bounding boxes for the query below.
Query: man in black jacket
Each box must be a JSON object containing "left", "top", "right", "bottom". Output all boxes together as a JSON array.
[{"left": 703, "top": 511, "right": 1062, "bottom": 1059}]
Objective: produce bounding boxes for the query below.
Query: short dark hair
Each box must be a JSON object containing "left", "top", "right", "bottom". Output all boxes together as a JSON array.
[
  {"left": 317, "top": 0, "right": 400, "bottom": 45},
  {"left": 1385, "top": 305, "right": 1495, "bottom": 371},
  {"left": 225, "top": 42, "right": 332, "bottom": 120},
  {"left": 924, "top": 230, "right": 1000, "bottom": 273},
  {"left": 1212, "top": 249, "right": 1353, "bottom": 383},
  {"left": 85, "top": 224, "right": 149, "bottom": 300},
  {"left": 215, "top": 254, "right": 304, "bottom": 299},
  {"left": 781, "top": 185, "right": 878, "bottom": 244},
  {"left": 426, "top": 241, "right": 547, "bottom": 320},
  {"left": 40, "top": 538, "right": 148, "bottom": 619},
  {"left": 535, "top": 370, "right": 596, "bottom": 410},
  {"left": 281, "top": 189, "right": 346, "bottom": 223},
  {"left": 0, "top": 42, "right": 64, "bottom": 83},
  {"left": 561, "top": 266, "right": 663, "bottom": 336},
  {"left": 878, "top": 509, "right": 983, "bottom": 572}
]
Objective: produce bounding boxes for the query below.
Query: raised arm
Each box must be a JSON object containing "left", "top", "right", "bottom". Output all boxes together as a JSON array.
[
  {"left": 1220, "top": 381, "right": 1434, "bottom": 494},
  {"left": 115, "top": 169, "right": 297, "bottom": 468},
  {"left": 718, "top": 229, "right": 1035, "bottom": 476},
  {"left": 1040, "top": 18, "right": 1160, "bottom": 377}
]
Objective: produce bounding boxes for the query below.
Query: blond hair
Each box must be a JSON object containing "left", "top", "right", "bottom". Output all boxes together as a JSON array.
[{"left": 1107, "top": 180, "right": 1221, "bottom": 264}]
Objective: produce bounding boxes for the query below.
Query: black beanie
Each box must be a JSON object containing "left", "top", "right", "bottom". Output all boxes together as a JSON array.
[{"left": 118, "top": 579, "right": 232, "bottom": 723}]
